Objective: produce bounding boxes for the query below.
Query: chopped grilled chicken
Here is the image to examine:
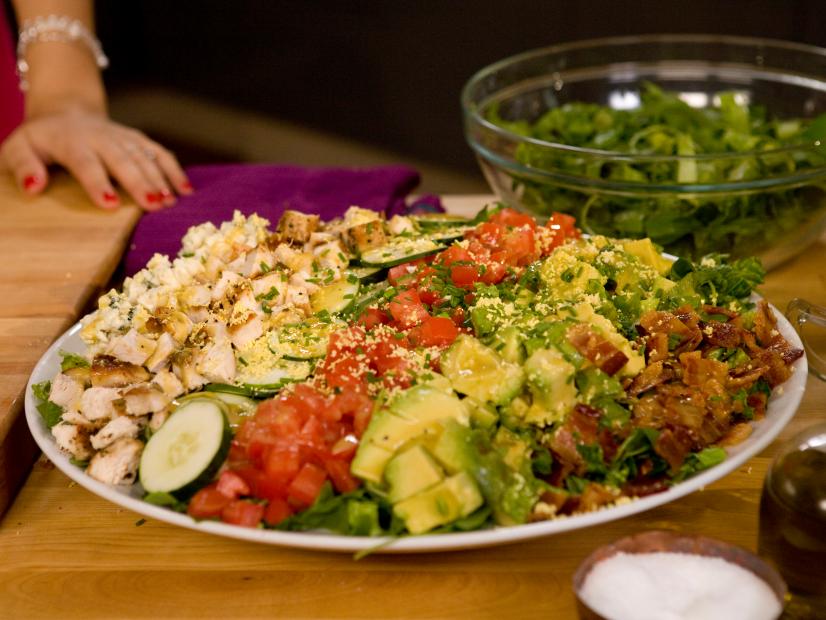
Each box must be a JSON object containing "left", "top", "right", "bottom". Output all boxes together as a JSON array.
[
  {"left": 178, "top": 284, "right": 212, "bottom": 308},
  {"left": 63, "top": 365, "right": 91, "bottom": 385},
  {"left": 80, "top": 386, "right": 122, "bottom": 422},
  {"left": 238, "top": 247, "right": 276, "bottom": 278},
  {"left": 90, "top": 415, "right": 144, "bottom": 451},
  {"left": 148, "top": 408, "right": 170, "bottom": 432},
  {"left": 251, "top": 272, "right": 287, "bottom": 305},
  {"left": 91, "top": 355, "right": 150, "bottom": 388},
  {"left": 185, "top": 306, "right": 210, "bottom": 323},
  {"left": 52, "top": 422, "right": 93, "bottom": 461},
  {"left": 305, "top": 231, "right": 337, "bottom": 250},
  {"left": 387, "top": 215, "right": 415, "bottom": 235},
  {"left": 160, "top": 309, "right": 194, "bottom": 344},
  {"left": 229, "top": 314, "right": 264, "bottom": 350},
  {"left": 313, "top": 240, "right": 349, "bottom": 274},
  {"left": 123, "top": 383, "right": 172, "bottom": 416},
  {"left": 106, "top": 328, "right": 157, "bottom": 365},
  {"left": 49, "top": 373, "right": 85, "bottom": 411},
  {"left": 145, "top": 332, "right": 178, "bottom": 373},
  {"left": 211, "top": 270, "right": 243, "bottom": 302},
  {"left": 86, "top": 438, "right": 143, "bottom": 485},
  {"left": 173, "top": 352, "right": 209, "bottom": 391},
  {"left": 277, "top": 210, "right": 320, "bottom": 244},
  {"left": 152, "top": 369, "right": 185, "bottom": 399},
  {"left": 195, "top": 339, "right": 237, "bottom": 384},
  {"left": 61, "top": 410, "right": 100, "bottom": 429},
  {"left": 273, "top": 243, "right": 297, "bottom": 267},
  {"left": 230, "top": 289, "right": 262, "bottom": 325},
  {"left": 341, "top": 220, "right": 387, "bottom": 254}
]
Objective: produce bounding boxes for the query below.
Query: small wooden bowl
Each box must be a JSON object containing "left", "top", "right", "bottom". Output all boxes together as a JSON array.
[{"left": 572, "top": 530, "right": 787, "bottom": 620}]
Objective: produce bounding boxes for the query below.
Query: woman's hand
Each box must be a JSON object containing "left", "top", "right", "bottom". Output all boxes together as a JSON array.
[{"left": 0, "top": 107, "right": 192, "bottom": 210}]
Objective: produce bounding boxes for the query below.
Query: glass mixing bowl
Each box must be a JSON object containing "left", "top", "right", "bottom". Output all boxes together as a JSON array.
[{"left": 462, "top": 35, "right": 826, "bottom": 268}]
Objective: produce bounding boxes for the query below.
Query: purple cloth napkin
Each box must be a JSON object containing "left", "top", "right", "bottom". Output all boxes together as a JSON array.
[{"left": 125, "top": 164, "right": 443, "bottom": 275}]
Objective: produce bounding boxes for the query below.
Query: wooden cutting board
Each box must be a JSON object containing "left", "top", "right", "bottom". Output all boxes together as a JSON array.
[{"left": 0, "top": 174, "right": 141, "bottom": 515}]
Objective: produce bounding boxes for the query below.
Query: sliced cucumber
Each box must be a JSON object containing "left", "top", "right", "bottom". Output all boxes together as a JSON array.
[
  {"left": 345, "top": 281, "right": 389, "bottom": 318},
  {"left": 349, "top": 265, "right": 386, "bottom": 283},
  {"left": 237, "top": 357, "right": 313, "bottom": 386},
  {"left": 268, "top": 318, "right": 342, "bottom": 360},
  {"left": 179, "top": 391, "right": 257, "bottom": 428},
  {"left": 425, "top": 227, "right": 469, "bottom": 243},
  {"left": 204, "top": 382, "right": 284, "bottom": 400},
  {"left": 139, "top": 398, "right": 231, "bottom": 497},
  {"left": 311, "top": 277, "right": 360, "bottom": 315},
  {"left": 360, "top": 238, "right": 444, "bottom": 268},
  {"left": 412, "top": 214, "right": 473, "bottom": 229}
]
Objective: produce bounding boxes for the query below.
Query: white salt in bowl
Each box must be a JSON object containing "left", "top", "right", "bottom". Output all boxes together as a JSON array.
[{"left": 572, "top": 531, "right": 787, "bottom": 620}]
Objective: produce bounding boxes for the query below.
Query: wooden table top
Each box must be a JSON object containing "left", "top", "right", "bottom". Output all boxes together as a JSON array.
[{"left": 0, "top": 186, "right": 824, "bottom": 619}]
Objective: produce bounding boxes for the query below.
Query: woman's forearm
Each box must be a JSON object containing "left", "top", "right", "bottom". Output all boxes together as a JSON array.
[{"left": 12, "top": 0, "right": 106, "bottom": 118}]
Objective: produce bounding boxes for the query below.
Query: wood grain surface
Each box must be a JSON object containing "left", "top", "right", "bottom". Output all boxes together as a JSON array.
[
  {"left": 0, "top": 192, "right": 824, "bottom": 620},
  {"left": 0, "top": 175, "right": 140, "bottom": 515}
]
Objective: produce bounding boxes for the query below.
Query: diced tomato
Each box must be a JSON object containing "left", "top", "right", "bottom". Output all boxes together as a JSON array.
[
  {"left": 323, "top": 457, "right": 360, "bottom": 494},
  {"left": 356, "top": 307, "right": 389, "bottom": 329},
  {"left": 287, "top": 462, "right": 328, "bottom": 508},
  {"left": 450, "top": 263, "right": 480, "bottom": 289},
  {"left": 263, "top": 447, "right": 301, "bottom": 487},
  {"left": 388, "top": 262, "right": 418, "bottom": 286},
  {"left": 331, "top": 434, "right": 359, "bottom": 459},
  {"left": 323, "top": 355, "right": 364, "bottom": 390},
  {"left": 437, "top": 245, "right": 473, "bottom": 266},
  {"left": 408, "top": 315, "right": 459, "bottom": 348},
  {"left": 187, "top": 485, "right": 232, "bottom": 519},
  {"left": 417, "top": 286, "right": 442, "bottom": 306},
  {"left": 450, "top": 306, "right": 466, "bottom": 327},
  {"left": 263, "top": 497, "right": 293, "bottom": 526},
  {"left": 479, "top": 259, "right": 507, "bottom": 284},
  {"left": 215, "top": 470, "right": 251, "bottom": 499},
  {"left": 291, "top": 384, "right": 328, "bottom": 415},
  {"left": 547, "top": 212, "right": 578, "bottom": 236},
  {"left": 221, "top": 499, "right": 265, "bottom": 528},
  {"left": 388, "top": 288, "right": 429, "bottom": 328},
  {"left": 489, "top": 207, "right": 537, "bottom": 229},
  {"left": 353, "top": 405, "right": 372, "bottom": 437},
  {"left": 499, "top": 226, "right": 538, "bottom": 267},
  {"left": 232, "top": 466, "right": 286, "bottom": 501}
]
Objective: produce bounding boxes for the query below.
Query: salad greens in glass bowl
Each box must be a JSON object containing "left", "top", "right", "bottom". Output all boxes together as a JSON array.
[{"left": 462, "top": 35, "right": 826, "bottom": 269}]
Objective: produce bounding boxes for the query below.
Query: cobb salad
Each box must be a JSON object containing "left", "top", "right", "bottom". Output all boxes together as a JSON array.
[{"left": 31, "top": 204, "right": 802, "bottom": 536}]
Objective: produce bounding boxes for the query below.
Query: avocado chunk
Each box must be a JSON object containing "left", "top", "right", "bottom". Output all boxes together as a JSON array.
[
  {"left": 621, "top": 238, "right": 674, "bottom": 276},
  {"left": 441, "top": 334, "right": 525, "bottom": 405},
  {"left": 491, "top": 325, "right": 526, "bottom": 365},
  {"left": 431, "top": 419, "right": 477, "bottom": 474},
  {"left": 351, "top": 385, "right": 469, "bottom": 483},
  {"left": 523, "top": 347, "right": 577, "bottom": 425},
  {"left": 385, "top": 444, "right": 445, "bottom": 503},
  {"left": 389, "top": 384, "right": 469, "bottom": 424},
  {"left": 393, "top": 471, "right": 484, "bottom": 535}
]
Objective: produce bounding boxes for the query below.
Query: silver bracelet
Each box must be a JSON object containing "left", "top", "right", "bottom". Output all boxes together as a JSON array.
[{"left": 16, "top": 15, "right": 110, "bottom": 91}]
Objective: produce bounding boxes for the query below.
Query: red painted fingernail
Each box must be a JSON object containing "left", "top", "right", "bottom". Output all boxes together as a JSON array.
[
  {"left": 160, "top": 189, "right": 173, "bottom": 199},
  {"left": 181, "top": 181, "right": 193, "bottom": 191},
  {"left": 146, "top": 192, "right": 162, "bottom": 204},
  {"left": 23, "top": 175, "right": 39, "bottom": 191},
  {"left": 103, "top": 191, "right": 119, "bottom": 204}
]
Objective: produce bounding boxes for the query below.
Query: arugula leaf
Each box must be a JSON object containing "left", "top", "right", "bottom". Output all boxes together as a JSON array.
[
  {"left": 666, "top": 254, "right": 765, "bottom": 308},
  {"left": 673, "top": 447, "right": 727, "bottom": 483},
  {"left": 143, "top": 491, "right": 188, "bottom": 513},
  {"left": 31, "top": 380, "right": 63, "bottom": 427},
  {"left": 58, "top": 350, "right": 90, "bottom": 372},
  {"left": 32, "top": 380, "right": 51, "bottom": 402}
]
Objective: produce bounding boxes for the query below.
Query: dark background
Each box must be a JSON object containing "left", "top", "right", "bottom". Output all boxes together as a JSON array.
[{"left": 20, "top": 1, "right": 826, "bottom": 178}]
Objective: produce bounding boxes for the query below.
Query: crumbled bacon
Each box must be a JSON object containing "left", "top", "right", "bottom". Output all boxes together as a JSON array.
[
  {"left": 627, "top": 360, "right": 674, "bottom": 397},
  {"left": 566, "top": 323, "right": 628, "bottom": 376}
]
